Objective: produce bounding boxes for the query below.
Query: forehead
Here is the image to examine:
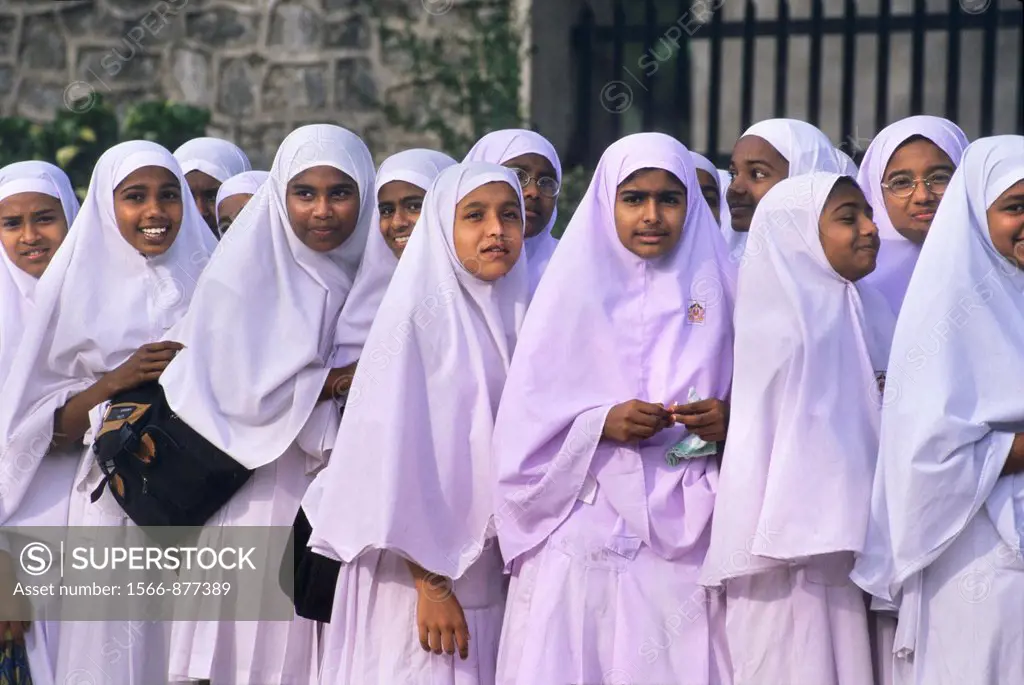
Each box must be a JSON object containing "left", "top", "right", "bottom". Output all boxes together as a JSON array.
[
  {"left": 503, "top": 153, "right": 556, "bottom": 177},
  {"left": 695, "top": 169, "right": 720, "bottom": 190},
  {"left": 377, "top": 179, "right": 427, "bottom": 200},
  {"left": 732, "top": 135, "right": 786, "bottom": 166},
  {"left": 884, "top": 137, "right": 953, "bottom": 173},
  {"left": 618, "top": 168, "right": 686, "bottom": 191},
  {"left": 0, "top": 191, "right": 63, "bottom": 215},
  {"left": 457, "top": 180, "right": 519, "bottom": 207},
  {"left": 822, "top": 179, "right": 867, "bottom": 211},
  {"left": 185, "top": 170, "right": 220, "bottom": 188},
  {"left": 117, "top": 165, "right": 179, "bottom": 190},
  {"left": 288, "top": 165, "right": 356, "bottom": 187}
]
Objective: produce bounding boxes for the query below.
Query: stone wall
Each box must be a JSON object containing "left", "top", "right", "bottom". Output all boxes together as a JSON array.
[{"left": 0, "top": 0, "right": 478, "bottom": 167}]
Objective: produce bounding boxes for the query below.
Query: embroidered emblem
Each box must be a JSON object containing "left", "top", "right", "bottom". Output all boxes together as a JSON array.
[
  {"left": 875, "top": 371, "right": 886, "bottom": 395},
  {"left": 687, "top": 300, "right": 706, "bottom": 325}
]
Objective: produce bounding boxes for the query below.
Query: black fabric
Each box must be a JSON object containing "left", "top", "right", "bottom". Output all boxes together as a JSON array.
[
  {"left": 90, "top": 382, "right": 252, "bottom": 528},
  {"left": 288, "top": 505, "right": 341, "bottom": 623}
]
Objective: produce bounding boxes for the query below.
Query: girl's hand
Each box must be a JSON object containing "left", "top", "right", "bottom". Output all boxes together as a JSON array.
[
  {"left": 103, "top": 341, "right": 184, "bottom": 395},
  {"left": 602, "top": 400, "right": 672, "bottom": 442},
  {"left": 415, "top": 575, "right": 470, "bottom": 660},
  {"left": 670, "top": 398, "right": 730, "bottom": 442}
]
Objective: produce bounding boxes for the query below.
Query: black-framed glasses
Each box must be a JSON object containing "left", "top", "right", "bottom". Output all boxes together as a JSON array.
[
  {"left": 508, "top": 167, "right": 560, "bottom": 198},
  {"left": 881, "top": 172, "right": 953, "bottom": 198}
]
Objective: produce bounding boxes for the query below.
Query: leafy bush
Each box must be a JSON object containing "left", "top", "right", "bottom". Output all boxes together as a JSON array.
[{"left": 0, "top": 96, "right": 209, "bottom": 199}]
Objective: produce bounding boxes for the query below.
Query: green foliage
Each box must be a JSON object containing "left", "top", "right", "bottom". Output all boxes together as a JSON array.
[
  {"left": 122, "top": 101, "right": 211, "bottom": 151},
  {"left": 375, "top": 0, "right": 524, "bottom": 156},
  {"left": 0, "top": 96, "right": 209, "bottom": 199}
]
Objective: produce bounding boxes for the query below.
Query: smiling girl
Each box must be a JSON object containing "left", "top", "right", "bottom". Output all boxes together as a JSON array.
[
  {"left": 701, "top": 172, "right": 894, "bottom": 685},
  {"left": 0, "top": 141, "right": 213, "bottom": 685}
]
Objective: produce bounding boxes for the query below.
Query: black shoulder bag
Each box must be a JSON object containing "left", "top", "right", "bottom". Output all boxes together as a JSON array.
[{"left": 90, "top": 382, "right": 253, "bottom": 527}]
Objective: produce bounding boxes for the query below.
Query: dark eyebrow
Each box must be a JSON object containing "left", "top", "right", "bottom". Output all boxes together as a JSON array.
[
  {"left": 119, "top": 184, "right": 147, "bottom": 193},
  {"left": 500, "top": 201, "right": 521, "bottom": 211},
  {"left": 999, "top": 193, "right": 1024, "bottom": 204},
  {"left": 924, "top": 164, "right": 955, "bottom": 173},
  {"left": 461, "top": 201, "right": 487, "bottom": 210},
  {"left": 31, "top": 207, "right": 57, "bottom": 218},
  {"left": 0, "top": 213, "right": 22, "bottom": 222},
  {"left": 831, "top": 201, "right": 861, "bottom": 214},
  {"left": 399, "top": 195, "right": 424, "bottom": 203},
  {"left": 745, "top": 158, "right": 778, "bottom": 169},
  {"left": 160, "top": 182, "right": 181, "bottom": 191}
]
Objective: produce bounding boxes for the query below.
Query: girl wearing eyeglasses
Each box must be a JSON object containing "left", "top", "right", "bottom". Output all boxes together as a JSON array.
[
  {"left": 464, "top": 129, "right": 562, "bottom": 296},
  {"left": 857, "top": 116, "right": 970, "bottom": 314}
]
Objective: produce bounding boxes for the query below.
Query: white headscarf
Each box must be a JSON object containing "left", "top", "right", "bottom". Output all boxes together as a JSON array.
[
  {"left": 856, "top": 116, "right": 970, "bottom": 314},
  {"left": 701, "top": 172, "right": 895, "bottom": 586},
  {"left": 214, "top": 170, "right": 270, "bottom": 229},
  {"left": 852, "top": 136, "right": 1024, "bottom": 607},
  {"left": 173, "top": 137, "right": 251, "bottom": 183},
  {"left": 718, "top": 168, "right": 734, "bottom": 243},
  {"left": 726, "top": 118, "right": 845, "bottom": 264},
  {"left": 306, "top": 162, "right": 529, "bottom": 580},
  {"left": 331, "top": 148, "right": 457, "bottom": 368},
  {"left": 0, "top": 141, "right": 212, "bottom": 522},
  {"left": 464, "top": 129, "right": 562, "bottom": 295},
  {"left": 0, "top": 161, "right": 81, "bottom": 374},
  {"left": 159, "top": 125, "right": 376, "bottom": 471},
  {"left": 835, "top": 147, "right": 860, "bottom": 176}
]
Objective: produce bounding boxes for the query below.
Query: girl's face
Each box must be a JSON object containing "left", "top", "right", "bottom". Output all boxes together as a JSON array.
[
  {"left": 0, "top": 192, "right": 69, "bottom": 278},
  {"left": 696, "top": 168, "right": 721, "bottom": 225},
  {"left": 452, "top": 181, "right": 523, "bottom": 281},
  {"left": 286, "top": 165, "right": 361, "bottom": 252},
  {"left": 216, "top": 193, "right": 253, "bottom": 235},
  {"left": 113, "top": 166, "right": 184, "bottom": 257},
  {"left": 185, "top": 170, "right": 221, "bottom": 236},
  {"left": 986, "top": 179, "right": 1024, "bottom": 269},
  {"left": 818, "top": 179, "right": 880, "bottom": 282},
  {"left": 614, "top": 168, "right": 687, "bottom": 259},
  {"left": 503, "top": 153, "right": 558, "bottom": 239},
  {"left": 881, "top": 137, "right": 955, "bottom": 245},
  {"left": 377, "top": 180, "right": 426, "bottom": 259},
  {"left": 727, "top": 135, "right": 790, "bottom": 231}
]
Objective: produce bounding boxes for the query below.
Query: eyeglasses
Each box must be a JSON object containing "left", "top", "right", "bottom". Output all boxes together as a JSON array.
[
  {"left": 881, "top": 172, "right": 953, "bottom": 198},
  {"left": 508, "top": 167, "right": 560, "bottom": 198}
]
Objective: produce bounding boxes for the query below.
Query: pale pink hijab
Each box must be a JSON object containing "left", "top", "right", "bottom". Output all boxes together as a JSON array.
[
  {"left": 700, "top": 172, "right": 895, "bottom": 586},
  {"left": 493, "top": 132, "right": 737, "bottom": 565},
  {"left": 307, "top": 162, "right": 529, "bottom": 579},
  {"left": 857, "top": 115, "right": 969, "bottom": 313}
]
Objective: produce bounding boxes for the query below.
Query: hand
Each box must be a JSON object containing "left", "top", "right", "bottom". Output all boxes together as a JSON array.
[
  {"left": 103, "top": 341, "right": 184, "bottom": 396},
  {"left": 670, "top": 398, "right": 730, "bottom": 442},
  {"left": 319, "top": 361, "right": 358, "bottom": 403},
  {"left": 602, "top": 400, "right": 672, "bottom": 442},
  {"left": 415, "top": 575, "right": 470, "bottom": 660}
]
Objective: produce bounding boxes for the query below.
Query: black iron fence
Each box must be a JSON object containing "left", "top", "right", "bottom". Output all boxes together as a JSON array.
[{"left": 568, "top": 0, "right": 1023, "bottom": 167}]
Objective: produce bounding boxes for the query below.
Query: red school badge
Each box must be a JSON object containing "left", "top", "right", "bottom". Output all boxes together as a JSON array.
[{"left": 687, "top": 300, "right": 706, "bottom": 325}]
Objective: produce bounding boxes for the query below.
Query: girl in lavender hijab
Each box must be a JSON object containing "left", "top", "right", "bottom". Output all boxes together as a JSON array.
[
  {"left": 856, "top": 115, "right": 969, "bottom": 314},
  {"left": 701, "top": 172, "right": 893, "bottom": 685},
  {"left": 306, "top": 162, "right": 529, "bottom": 684},
  {"left": 493, "top": 133, "right": 736, "bottom": 685},
  {"left": 464, "top": 129, "right": 562, "bottom": 295}
]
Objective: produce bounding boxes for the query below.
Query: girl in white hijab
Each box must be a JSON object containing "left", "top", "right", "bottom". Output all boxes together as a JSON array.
[
  {"left": 214, "top": 169, "right": 269, "bottom": 236},
  {"left": 158, "top": 124, "right": 376, "bottom": 685},
  {"left": 0, "top": 140, "right": 213, "bottom": 685},
  {"left": 724, "top": 118, "right": 844, "bottom": 264},
  {"left": 0, "top": 160, "right": 79, "bottom": 685},
  {"left": 464, "top": 129, "right": 561, "bottom": 295},
  {"left": 173, "top": 137, "right": 252, "bottom": 236},
  {"left": 700, "top": 171, "right": 893, "bottom": 685},
  {"left": 852, "top": 136, "right": 1024, "bottom": 685},
  {"left": 305, "top": 161, "right": 528, "bottom": 684},
  {"left": 856, "top": 115, "right": 969, "bottom": 314}
]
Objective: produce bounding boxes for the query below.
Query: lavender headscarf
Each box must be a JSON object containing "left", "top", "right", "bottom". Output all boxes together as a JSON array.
[
  {"left": 857, "top": 115, "right": 969, "bottom": 314},
  {"left": 493, "top": 133, "right": 737, "bottom": 565}
]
